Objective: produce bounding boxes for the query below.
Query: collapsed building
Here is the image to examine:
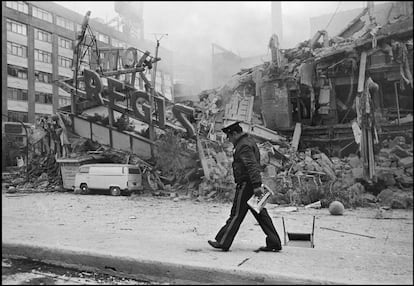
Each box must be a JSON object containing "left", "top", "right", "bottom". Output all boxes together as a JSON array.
[
  {"left": 206, "top": 3, "right": 413, "bottom": 153},
  {"left": 191, "top": 2, "right": 413, "bottom": 207}
]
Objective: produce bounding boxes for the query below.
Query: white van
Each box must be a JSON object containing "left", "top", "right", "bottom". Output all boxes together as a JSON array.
[{"left": 73, "top": 164, "right": 143, "bottom": 196}]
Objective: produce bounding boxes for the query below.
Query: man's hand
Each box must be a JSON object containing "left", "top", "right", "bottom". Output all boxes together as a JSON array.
[{"left": 253, "top": 187, "right": 263, "bottom": 197}]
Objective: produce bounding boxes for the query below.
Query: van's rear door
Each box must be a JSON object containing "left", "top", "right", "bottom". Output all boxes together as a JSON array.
[{"left": 127, "top": 167, "right": 142, "bottom": 190}]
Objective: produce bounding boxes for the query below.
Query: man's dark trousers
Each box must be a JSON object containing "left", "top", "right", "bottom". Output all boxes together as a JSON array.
[{"left": 215, "top": 181, "right": 282, "bottom": 250}]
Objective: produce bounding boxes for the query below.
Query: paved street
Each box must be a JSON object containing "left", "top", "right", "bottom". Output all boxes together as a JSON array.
[{"left": 2, "top": 191, "right": 413, "bottom": 284}]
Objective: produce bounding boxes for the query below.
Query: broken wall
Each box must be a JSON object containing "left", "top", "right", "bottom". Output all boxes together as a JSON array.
[{"left": 260, "top": 80, "right": 292, "bottom": 129}]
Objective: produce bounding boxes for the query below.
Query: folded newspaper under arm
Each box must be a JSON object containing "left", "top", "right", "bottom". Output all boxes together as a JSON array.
[{"left": 247, "top": 184, "right": 275, "bottom": 213}]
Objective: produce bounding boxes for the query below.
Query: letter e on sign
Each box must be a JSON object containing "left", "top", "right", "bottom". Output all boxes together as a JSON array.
[{"left": 84, "top": 69, "right": 104, "bottom": 105}]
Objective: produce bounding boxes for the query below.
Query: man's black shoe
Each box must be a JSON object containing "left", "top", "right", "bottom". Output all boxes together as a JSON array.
[
  {"left": 208, "top": 240, "right": 229, "bottom": 251},
  {"left": 255, "top": 246, "right": 281, "bottom": 252}
]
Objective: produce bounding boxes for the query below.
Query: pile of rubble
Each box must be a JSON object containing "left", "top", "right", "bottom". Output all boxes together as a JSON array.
[
  {"left": 3, "top": 113, "right": 412, "bottom": 209},
  {"left": 164, "top": 92, "right": 412, "bottom": 208},
  {"left": 373, "top": 136, "right": 413, "bottom": 208},
  {"left": 259, "top": 134, "right": 413, "bottom": 209},
  {"left": 3, "top": 153, "right": 63, "bottom": 193}
]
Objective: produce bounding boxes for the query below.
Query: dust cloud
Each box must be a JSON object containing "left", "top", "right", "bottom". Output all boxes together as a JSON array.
[{"left": 55, "top": 1, "right": 366, "bottom": 90}]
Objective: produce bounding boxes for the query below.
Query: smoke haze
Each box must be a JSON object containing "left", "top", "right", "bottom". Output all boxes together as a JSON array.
[{"left": 55, "top": 1, "right": 366, "bottom": 90}]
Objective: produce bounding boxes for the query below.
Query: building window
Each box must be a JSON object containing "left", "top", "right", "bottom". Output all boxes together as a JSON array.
[
  {"left": 7, "top": 65, "right": 28, "bottom": 79},
  {"left": 35, "top": 92, "right": 53, "bottom": 104},
  {"left": 58, "top": 56, "right": 72, "bottom": 68},
  {"left": 32, "top": 5, "right": 53, "bottom": 23},
  {"left": 111, "top": 38, "right": 119, "bottom": 47},
  {"left": 34, "top": 28, "right": 52, "bottom": 43},
  {"left": 97, "top": 32, "right": 109, "bottom": 44},
  {"left": 58, "top": 36, "right": 72, "bottom": 49},
  {"left": 7, "top": 41, "right": 27, "bottom": 57},
  {"left": 35, "top": 70, "right": 52, "bottom": 83},
  {"left": 8, "top": 111, "right": 28, "bottom": 123},
  {"left": 111, "top": 38, "right": 127, "bottom": 48},
  {"left": 7, "top": 87, "right": 28, "bottom": 101},
  {"left": 6, "top": 18, "right": 27, "bottom": 35},
  {"left": 34, "top": 49, "right": 52, "bottom": 63},
  {"left": 56, "top": 16, "right": 74, "bottom": 31},
  {"left": 6, "top": 1, "right": 29, "bottom": 14}
]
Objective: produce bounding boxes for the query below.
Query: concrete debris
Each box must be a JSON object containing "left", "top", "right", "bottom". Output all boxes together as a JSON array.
[
  {"left": 274, "top": 206, "right": 299, "bottom": 212},
  {"left": 304, "top": 200, "right": 322, "bottom": 209}
]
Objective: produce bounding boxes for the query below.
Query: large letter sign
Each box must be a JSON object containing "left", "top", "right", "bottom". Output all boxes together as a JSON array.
[
  {"left": 130, "top": 90, "right": 150, "bottom": 123},
  {"left": 82, "top": 69, "right": 195, "bottom": 137}
]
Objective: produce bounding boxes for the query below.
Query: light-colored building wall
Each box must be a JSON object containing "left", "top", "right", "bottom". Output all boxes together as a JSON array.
[
  {"left": 58, "top": 67, "right": 73, "bottom": 78},
  {"left": 58, "top": 47, "right": 72, "bottom": 58},
  {"left": 34, "top": 81, "right": 53, "bottom": 93},
  {"left": 7, "top": 77, "right": 28, "bottom": 90},
  {"left": 8, "top": 100, "right": 28, "bottom": 112},
  {"left": 7, "top": 30, "right": 27, "bottom": 46},
  {"left": 35, "top": 103, "right": 53, "bottom": 114},
  {"left": 34, "top": 40, "right": 52, "bottom": 52},
  {"left": 34, "top": 61, "right": 52, "bottom": 73},
  {"left": 7, "top": 54, "right": 28, "bottom": 68}
]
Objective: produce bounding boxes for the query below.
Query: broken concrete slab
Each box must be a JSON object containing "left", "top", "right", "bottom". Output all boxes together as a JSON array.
[
  {"left": 390, "top": 145, "right": 411, "bottom": 158},
  {"left": 381, "top": 173, "right": 396, "bottom": 187},
  {"left": 351, "top": 167, "right": 364, "bottom": 179},
  {"left": 387, "top": 136, "right": 406, "bottom": 149},
  {"left": 398, "top": 157, "right": 413, "bottom": 169},
  {"left": 348, "top": 155, "right": 362, "bottom": 168},
  {"left": 378, "top": 148, "right": 392, "bottom": 158},
  {"left": 396, "top": 175, "right": 413, "bottom": 185}
]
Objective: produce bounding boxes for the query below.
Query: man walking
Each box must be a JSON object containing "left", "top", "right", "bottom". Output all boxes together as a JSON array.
[{"left": 208, "top": 121, "right": 282, "bottom": 252}]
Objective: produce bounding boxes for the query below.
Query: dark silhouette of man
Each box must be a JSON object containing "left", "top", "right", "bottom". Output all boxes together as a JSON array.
[{"left": 208, "top": 121, "right": 282, "bottom": 252}]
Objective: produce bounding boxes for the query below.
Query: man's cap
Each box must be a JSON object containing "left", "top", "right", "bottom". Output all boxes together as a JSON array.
[{"left": 221, "top": 121, "right": 242, "bottom": 134}]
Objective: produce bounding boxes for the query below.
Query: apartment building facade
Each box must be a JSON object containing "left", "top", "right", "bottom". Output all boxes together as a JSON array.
[{"left": 2, "top": 1, "right": 174, "bottom": 126}]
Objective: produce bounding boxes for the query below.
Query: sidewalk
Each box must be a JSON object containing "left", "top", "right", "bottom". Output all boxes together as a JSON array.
[{"left": 2, "top": 192, "right": 413, "bottom": 284}]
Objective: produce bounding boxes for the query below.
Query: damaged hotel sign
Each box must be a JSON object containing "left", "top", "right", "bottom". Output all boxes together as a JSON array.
[{"left": 82, "top": 68, "right": 196, "bottom": 138}]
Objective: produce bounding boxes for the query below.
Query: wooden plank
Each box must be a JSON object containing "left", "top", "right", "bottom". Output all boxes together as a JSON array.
[
  {"left": 367, "top": 130, "right": 375, "bottom": 179},
  {"left": 231, "top": 98, "right": 239, "bottom": 115},
  {"left": 197, "top": 139, "right": 210, "bottom": 179},
  {"left": 246, "top": 96, "right": 254, "bottom": 124},
  {"left": 291, "top": 123, "right": 302, "bottom": 152},
  {"left": 225, "top": 103, "right": 230, "bottom": 116},
  {"left": 351, "top": 120, "right": 361, "bottom": 144},
  {"left": 249, "top": 124, "right": 287, "bottom": 143},
  {"left": 357, "top": 51, "right": 367, "bottom": 93},
  {"left": 238, "top": 109, "right": 248, "bottom": 117}
]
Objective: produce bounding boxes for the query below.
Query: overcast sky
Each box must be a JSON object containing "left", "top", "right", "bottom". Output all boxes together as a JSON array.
[
  {"left": 54, "top": 1, "right": 368, "bottom": 89},
  {"left": 55, "top": 1, "right": 367, "bottom": 55}
]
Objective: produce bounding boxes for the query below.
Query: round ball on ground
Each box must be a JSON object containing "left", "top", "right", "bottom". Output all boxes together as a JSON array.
[{"left": 329, "top": 200, "right": 344, "bottom": 215}]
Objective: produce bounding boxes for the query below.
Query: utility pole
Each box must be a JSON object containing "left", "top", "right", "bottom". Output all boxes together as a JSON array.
[
  {"left": 72, "top": 11, "right": 91, "bottom": 115},
  {"left": 149, "top": 33, "right": 167, "bottom": 158}
]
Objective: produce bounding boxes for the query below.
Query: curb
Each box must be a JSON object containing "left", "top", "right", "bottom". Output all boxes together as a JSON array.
[{"left": 2, "top": 242, "right": 340, "bottom": 285}]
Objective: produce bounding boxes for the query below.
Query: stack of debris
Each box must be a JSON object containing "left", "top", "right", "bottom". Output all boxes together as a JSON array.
[
  {"left": 3, "top": 153, "right": 63, "bottom": 193},
  {"left": 374, "top": 136, "right": 413, "bottom": 209}
]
